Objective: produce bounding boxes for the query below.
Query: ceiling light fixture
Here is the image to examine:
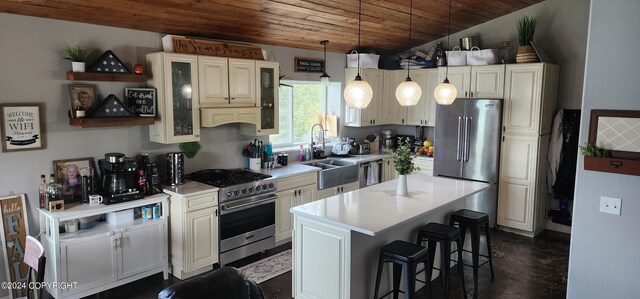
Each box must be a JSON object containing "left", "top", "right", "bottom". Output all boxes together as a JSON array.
[
  {"left": 434, "top": 0, "right": 458, "bottom": 105},
  {"left": 395, "top": 0, "right": 422, "bottom": 106},
  {"left": 320, "top": 40, "right": 331, "bottom": 85},
  {"left": 343, "top": 0, "right": 373, "bottom": 109}
]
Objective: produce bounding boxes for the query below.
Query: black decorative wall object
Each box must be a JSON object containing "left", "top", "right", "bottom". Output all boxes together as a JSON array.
[
  {"left": 88, "top": 50, "right": 131, "bottom": 73},
  {"left": 92, "top": 94, "right": 134, "bottom": 117}
]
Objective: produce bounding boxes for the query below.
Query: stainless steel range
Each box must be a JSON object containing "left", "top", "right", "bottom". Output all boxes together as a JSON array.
[{"left": 187, "top": 169, "right": 277, "bottom": 265}]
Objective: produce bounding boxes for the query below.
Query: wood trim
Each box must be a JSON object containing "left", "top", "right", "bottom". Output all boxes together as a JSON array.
[
  {"left": 69, "top": 117, "right": 154, "bottom": 128},
  {"left": 588, "top": 109, "right": 640, "bottom": 160},
  {"left": 66, "top": 71, "right": 147, "bottom": 82},
  {"left": 584, "top": 156, "right": 640, "bottom": 176}
]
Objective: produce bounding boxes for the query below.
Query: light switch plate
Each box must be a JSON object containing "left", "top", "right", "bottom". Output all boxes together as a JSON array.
[{"left": 600, "top": 196, "right": 622, "bottom": 215}]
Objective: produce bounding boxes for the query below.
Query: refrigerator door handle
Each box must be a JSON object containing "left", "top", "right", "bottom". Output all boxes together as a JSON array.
[
  {"left": 464, "top": 116, "right": 472, "bottom": 162},
  {"left": 456, "top": 117, "right": 463, "bottom": 161}
]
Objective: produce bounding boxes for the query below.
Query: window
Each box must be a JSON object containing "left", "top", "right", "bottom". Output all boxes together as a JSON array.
[{"left": 270, "top": 81, "right": 341, "bottom": 147}]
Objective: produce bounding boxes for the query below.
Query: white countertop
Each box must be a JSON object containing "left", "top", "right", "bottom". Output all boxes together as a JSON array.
[
  {"left": 163, "top": 180, "right": 218, "bottom": 196},
  {"left": 290, "top": 174, "right": 489, "bottom": 236},
  {"left": 256, "top": 163, "right": 320, "bottom": 179}
]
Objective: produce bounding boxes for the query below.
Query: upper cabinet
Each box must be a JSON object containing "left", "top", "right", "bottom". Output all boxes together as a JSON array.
[
  {"left": 199, "top": 57, "right": 256, "bottom": 107},
  {"left": 439, "top": 65, "right": 505, "bottom": 98},
  {"left": 146, "top": 52, "right": 200, "bottom": 144},
  {"left": 344, "top": 68, "right": 384, "bottom": 127},
  {"left": 380, "top": 70, "right": 407, "bottom": 125},
  {"left": 240, "top": 61, "right": 279, "bottom": 136},
  {"left": 403, "top": 68, "right": 438, "bottom": 126}
]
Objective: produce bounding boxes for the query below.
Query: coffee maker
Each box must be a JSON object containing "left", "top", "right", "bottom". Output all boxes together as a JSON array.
[
  {"left": 99, "top": 152, "right": 144, "bottom": 204},
  {"left": 381, "top": 129, "right": 394, "bottom": 151}
]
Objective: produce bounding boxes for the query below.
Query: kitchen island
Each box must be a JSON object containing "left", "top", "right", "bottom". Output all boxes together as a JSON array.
[{"left": 290, "top": 173, "right": 490, "bottom": 299}]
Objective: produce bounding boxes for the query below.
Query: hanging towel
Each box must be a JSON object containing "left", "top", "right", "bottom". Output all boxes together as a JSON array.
[
  {"left": 366, "top": 163, "right": 379, "bottom": 186},
  {"left": 548, "top": 109, "right": 564, "bottom": 194}
]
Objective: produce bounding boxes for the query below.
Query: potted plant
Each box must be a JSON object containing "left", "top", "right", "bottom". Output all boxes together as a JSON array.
[
  {"left": 65, "top": 45, "right": 88, "bottom": 72},
  {"left": 386, "top": 137, "right": 420, "bottom": 195},
  {"left": 579, "top": 143, "right": 610, "bottom": 158},
  {"left": 515, "top": 16, "right": 540, "bottom": 63}
]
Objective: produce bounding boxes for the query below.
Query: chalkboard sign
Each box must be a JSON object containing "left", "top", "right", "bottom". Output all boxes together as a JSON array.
[
  {"left": 124, "top": 88, "right": 156, "bottom": 117},
  {"left": 295, "top": 57, "right": 324, "bottom": 73}
]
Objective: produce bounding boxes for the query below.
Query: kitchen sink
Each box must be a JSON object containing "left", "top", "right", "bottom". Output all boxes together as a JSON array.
[{"left": 304, "top": 159, "right": 358, "bottom": 189}]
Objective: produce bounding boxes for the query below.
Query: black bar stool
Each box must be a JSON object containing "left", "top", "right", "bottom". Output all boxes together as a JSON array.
[
  {"left": 416, "top": 223, "right": 467, "bottom": 299},
  {"left": 449, "top": 209, "right": 495, "bottom": 292},
  {"left": 373, "top": 240, "right": 431, "bottom": 299}
]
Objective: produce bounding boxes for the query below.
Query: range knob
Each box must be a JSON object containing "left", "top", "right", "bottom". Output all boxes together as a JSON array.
[
  {"left": 234, "top": 190, "right": 240, "bottom": 196},
  {"left": 241, "top": 188, "right": 248, "bottom": 195},
  {"left": 248, "top": 186, "right": 255, "bottom": 193},
  {"left": 268, "top": 182, "right": 275, "bottom": 190},
  {"left": 226, "top": 191, "right": 233, "bottom": 198},
  {"left": 255, "top": 185, "right": 262, "bottom": 191}
]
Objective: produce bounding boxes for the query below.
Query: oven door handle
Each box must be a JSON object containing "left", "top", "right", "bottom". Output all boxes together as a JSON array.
[{"left": 220, "top": 196, "right": 277, "bottom": 214}]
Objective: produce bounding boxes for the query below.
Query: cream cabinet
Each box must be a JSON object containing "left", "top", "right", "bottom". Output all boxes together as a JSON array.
[
  {"left": 404, "top": 68, "right": 438, "bottom": 126},
  {"left": 382, "top": 157, "right": 397, "bottom": 182},
  {"left": 198, "top": 56, "right": 256, "bottom": 107},
  {"left": 502, "top": 63, "right": 559, "bottom": 136},
  {"left": 164, "top": 183, "right": 218, "bottom": 279},
  {"left": 380, "top": 70, "right": 407, "bottom": 124},
  {"left": 413, "top": 157, "right": 434, "bottom": 175},
  {"left": 240, "top": 61, "right": 279, "bottom": 135},
  {"left": 344, "top": 68, "right": 384, "bottom": 127},
  {"left": 439, "top": 65, "right": 505, "bottom": 98},
  {"left": 316, "top": 181, "right": 359, "bottom": 199},
  {"left": 147, "top": 52, "right": 200, "bottom": 144},
  {"left": 275, "top": 172, "right": 318, "bottom": 242},
  {"left": 39, "top": 195, "right": 169, "bottom": 299}
]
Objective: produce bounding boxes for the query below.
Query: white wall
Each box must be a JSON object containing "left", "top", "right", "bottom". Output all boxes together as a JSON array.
[
  {"left": 0, "top": 12, "right": 346, "bottom": 295},
  {"left": 567, "top": 0, "right": 640, "bottom": 297}
]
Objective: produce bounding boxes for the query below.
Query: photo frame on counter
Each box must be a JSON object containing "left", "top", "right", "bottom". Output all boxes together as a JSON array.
[
  {"left": 0, "top": 193, "right": 30, "bottom": 299},
  {"left": 68, "top": 84, "right": 97, "bottom": 117},
  {"left": 52, "top": 157, "right": 96, "bottom": 204},
  {"left": 125, "top": 87, "right": 156, "bottom": 117},
  {"left": 0, "top": 103, "right": 45, "bottom": 153}
]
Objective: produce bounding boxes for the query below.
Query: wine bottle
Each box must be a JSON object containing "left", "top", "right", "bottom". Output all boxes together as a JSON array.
[{"left": 38, "top": 174, "right": 47, "bottom": 209}]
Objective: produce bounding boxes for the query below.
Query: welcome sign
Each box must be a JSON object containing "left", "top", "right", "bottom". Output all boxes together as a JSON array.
[
  {"left": 1, "top": 104, "right": 45, "bottom": 152},
  {"left": 0, "top": 194, "right": 30, "bottom": 298}
]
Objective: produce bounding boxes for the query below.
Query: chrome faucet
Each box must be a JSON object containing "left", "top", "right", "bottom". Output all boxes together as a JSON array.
[{"left": 310, "top": 123, "right": 325, "bottom": 160}]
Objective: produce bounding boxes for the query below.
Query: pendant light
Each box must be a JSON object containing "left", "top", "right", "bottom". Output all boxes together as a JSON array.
[
  {"left": 434, "top": 0, "right": 458, "bottom": 105},
  {"left": 343, "top": 0, "right": 373, "bottom": 109},
  {"left": 320, "top": 40, "right": 331, "bottom": 85},
  {"left": 395, "top": 0, "right": 422, "bottom": 106}
]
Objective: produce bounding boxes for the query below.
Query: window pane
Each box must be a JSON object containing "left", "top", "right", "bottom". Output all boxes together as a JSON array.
[
  {"left": 269, "top": 87, "right": 292, "bottom": 145},
  {"left": 292, "top": 85, "right": 322, "bottom": 145}
]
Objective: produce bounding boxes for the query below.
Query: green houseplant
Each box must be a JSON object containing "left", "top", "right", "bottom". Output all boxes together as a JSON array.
[
  {"left": 386, "top": 137, "right": 420, "bottom": 195},
  {"left": 579, "top": 143, "right": 610, "bottom": 157},
  {"left": 64, "top": 45, "right": 88, "bottom": 72},
  {"left": 515, "top": 16, "right": 540, "bottom": 63}
]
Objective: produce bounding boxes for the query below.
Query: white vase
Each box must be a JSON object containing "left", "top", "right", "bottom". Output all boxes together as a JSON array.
[
  {"left": 72, "top": 61, "right": 85, "bottom": 72},
  {"left": 396, "top": 174, "right": 408, "bottom": 196}
]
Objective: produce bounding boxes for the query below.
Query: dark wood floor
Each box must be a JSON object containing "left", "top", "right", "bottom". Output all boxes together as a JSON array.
[{"left": 72, "top": 229, "right": 569, "bottom": 299}]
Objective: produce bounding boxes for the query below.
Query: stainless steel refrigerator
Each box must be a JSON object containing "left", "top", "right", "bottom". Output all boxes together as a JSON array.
[{"left": 433, "top": 98, "right": 502, "bottom": 226}]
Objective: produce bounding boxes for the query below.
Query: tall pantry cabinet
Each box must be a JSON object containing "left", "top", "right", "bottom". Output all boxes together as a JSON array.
[{"left": 497, "top": 63, "right": 559, "bottom": 237}]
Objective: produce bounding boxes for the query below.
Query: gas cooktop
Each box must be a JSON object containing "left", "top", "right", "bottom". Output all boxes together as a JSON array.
[{"left": 187, "top": 169, "right": 272, "bottom": 188}]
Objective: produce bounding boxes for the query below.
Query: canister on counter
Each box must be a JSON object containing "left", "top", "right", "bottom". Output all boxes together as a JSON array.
[
  {"left": 153, "top": 205, "right": 160, "bottom": 219},
  {"left": 143, "top": 206, "right": 153, "bottom": 220}
]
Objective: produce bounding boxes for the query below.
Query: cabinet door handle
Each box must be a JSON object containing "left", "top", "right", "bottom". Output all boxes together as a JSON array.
[
  {"left": 231, "top": 97, "right": 236, "bottom": 100},
  {"left": 215, "top": 208, "right": 218, "bottom": 216},
  {"left": 465, "top": 91, "right": 468, "bottom": 97},
  {"left": 114, "top": 238, "right": 120, "bottom": 250},
  {"left": 503, "top": 126, "right": 505, "bottom": 132},
  {"left": 470, "top": 91, "right": 474, "bottom": 97}
]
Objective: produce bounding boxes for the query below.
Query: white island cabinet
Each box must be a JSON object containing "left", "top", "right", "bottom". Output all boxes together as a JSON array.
[
  {"left": 38, "top": 195, "right": 169, "bottom": 299},
  {"left": 291, "top": 174, "right": 490, "bottom": 299}
]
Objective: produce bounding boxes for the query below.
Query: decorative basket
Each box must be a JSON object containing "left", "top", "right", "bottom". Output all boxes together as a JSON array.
[
  {"left": 466, "top": 47, "right": 498, "bottom": 65},
  {"left": 347, "top": 50, "right": 380, "bottom": 69},
  {"left": 446, "top": 46, "right": 467, "bottom": 66}
]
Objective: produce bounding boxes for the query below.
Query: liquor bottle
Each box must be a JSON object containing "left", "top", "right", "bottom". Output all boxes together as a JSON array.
[
  {"left": 38, "top": 174, "right": 47, "bottom": 209},
  {"left": 46, "top": 174, "right": 62, "bottom": 206},
  {"left": 137, "top": 169, "right": 147, "bottom": 194},
  {"left": 75, "top": 105, "right": 85, "bottom": 118}
]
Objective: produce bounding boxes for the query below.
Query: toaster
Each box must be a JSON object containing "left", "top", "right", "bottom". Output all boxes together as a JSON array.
[{"left": 357, "top": 143, "right": 370, "bottom": 155}]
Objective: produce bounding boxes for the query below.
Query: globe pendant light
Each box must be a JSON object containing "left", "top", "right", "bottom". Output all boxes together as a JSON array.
[
  {"left": 434, "top": 0, "right": 458, "bottom": 105},
  {"left": 396, "top": 0, "right": 422, "bottom": 106},
  {"left": 320, "top": 40, "right": 331, "bottom": 85},
  {"left": 344, "top": 0, "right": 373, "bottom": 109}
]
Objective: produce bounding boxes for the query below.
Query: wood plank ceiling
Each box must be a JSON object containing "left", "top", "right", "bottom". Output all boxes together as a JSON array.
[{"left": 0, "top": 0, "right": 543, "bottom": 54}]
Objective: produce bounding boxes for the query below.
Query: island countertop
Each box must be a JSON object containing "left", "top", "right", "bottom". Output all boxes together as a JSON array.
[{"left": 290, "top": 173, "right": 489, "bottom": 236}]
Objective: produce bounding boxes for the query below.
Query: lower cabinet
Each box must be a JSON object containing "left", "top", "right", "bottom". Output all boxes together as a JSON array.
[
  {"left": 316, "top": 181, "right": 359, "bottom": 199},
  {"left": 39, "top": 195, "right": 169, "bottom": 299},
  {"left": 413, "top": 157, "right": 434, "bottom": 175},
  {"left": 165, "top": 186, "right": 219, "bottom": 279},
  {"left": 275, "top": 172, "right": 317, "bottom": 242},
  {"left": 382, "top": 158, "right": 397, "bottom": 182}
]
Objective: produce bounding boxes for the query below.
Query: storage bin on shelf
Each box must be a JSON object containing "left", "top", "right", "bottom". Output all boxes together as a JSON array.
[{"left": 347, "top": 50, "right": 379, "bottom": 69}]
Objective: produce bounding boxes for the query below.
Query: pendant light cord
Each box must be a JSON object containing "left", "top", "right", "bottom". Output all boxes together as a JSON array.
[
  {"left": 407, "top": 0, "right": 413, "bottom": 80},
  {"left": 445, "top": 0, "right": 452, "bottom": 80},
  {"left": 356, "top": 0, "right": 362, "bottom": 78}
]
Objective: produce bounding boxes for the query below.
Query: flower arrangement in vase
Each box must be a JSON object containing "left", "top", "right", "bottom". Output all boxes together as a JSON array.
[
  {"left": 515, "top": 16, "right": 540, "bottom": 63},
  {"left": 386, "top": 137, "right": 420, "bottom": 195}
]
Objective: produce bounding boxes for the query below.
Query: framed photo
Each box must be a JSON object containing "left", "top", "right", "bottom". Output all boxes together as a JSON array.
[
  {"left": 0, "top": 103, "right": 46, "bottom": 153},
  {"left": 52, "top": 157, "right": 96, "bottom": 203},
  {"left": 68, "top": 84, "right": 97, "bottom": 117},
  {"left": 125, "top": 88, "right": 156, "bottom": 117}
]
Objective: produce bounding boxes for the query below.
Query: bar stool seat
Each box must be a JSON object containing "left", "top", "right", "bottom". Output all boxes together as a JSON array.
[
  {"left": 449, "top": 209, "right": 495, "bottom": 292},
  {"left": 417, "top": 223, "right": 467, "bottom": 299},
  {"left": 373, "top": 240, "right": 431, "bottom": 299}
]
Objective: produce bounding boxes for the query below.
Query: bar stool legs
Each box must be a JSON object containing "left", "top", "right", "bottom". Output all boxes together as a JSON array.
[
  {"left": 450, "top": 209, "right": 495, "bottom": 292},
  {"left": 372, "top": 240, "right": 430, "bottom": 299}
]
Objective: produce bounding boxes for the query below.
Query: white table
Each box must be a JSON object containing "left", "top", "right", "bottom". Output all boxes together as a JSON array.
[{"left": 290, "top": 174, "right": 490, "bottom": 299}]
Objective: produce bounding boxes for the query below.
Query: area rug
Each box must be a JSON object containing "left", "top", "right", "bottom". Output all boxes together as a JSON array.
[{"left": 239, "top": 249, "right": 292, "bottom": 284}]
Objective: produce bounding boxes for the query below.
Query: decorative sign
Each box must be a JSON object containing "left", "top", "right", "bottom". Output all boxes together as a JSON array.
[
  {"left": 0, "top": 104, "right": 45, "bottom": 153},
  {"left": 125, "top": 88, "right": 156, "bottom": 117},
  {"left": 88, "top": 50, "right": 131, "bottom": 73},
  {"left": 0, "top": 194, "right": 30, "bottom": 298},
  {"left": 92, "top": 94, "right": 134, "bottom": 118},
  {"left": 172, "top": 36, "right": 264, "bottom": 59},
  {"left": 295, "top": 57, "right": 324, "bottom": 73}
]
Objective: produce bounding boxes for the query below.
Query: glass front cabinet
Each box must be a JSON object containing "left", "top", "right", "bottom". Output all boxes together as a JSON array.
[
  {"left": 147, "top": 52, "right": 200, "bottom": 144},
  {"left": 242, "top": 61, "right": 279, "bottom": 136}
]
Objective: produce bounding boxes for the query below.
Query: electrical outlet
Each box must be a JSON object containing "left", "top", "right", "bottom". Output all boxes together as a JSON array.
[{"left": 600, "top": 196, "right": 622, "bottom": 215}]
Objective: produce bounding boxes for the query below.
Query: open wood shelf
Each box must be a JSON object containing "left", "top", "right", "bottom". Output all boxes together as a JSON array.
[
  {"left": 69, "top": 117, "right": 155, "bottom": 128},
  {"left": 584, "top": 156, "right": 640, "bottom": 176},
  {"left": 66, "top": 71, "right": 147, "bottom": 82}
]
